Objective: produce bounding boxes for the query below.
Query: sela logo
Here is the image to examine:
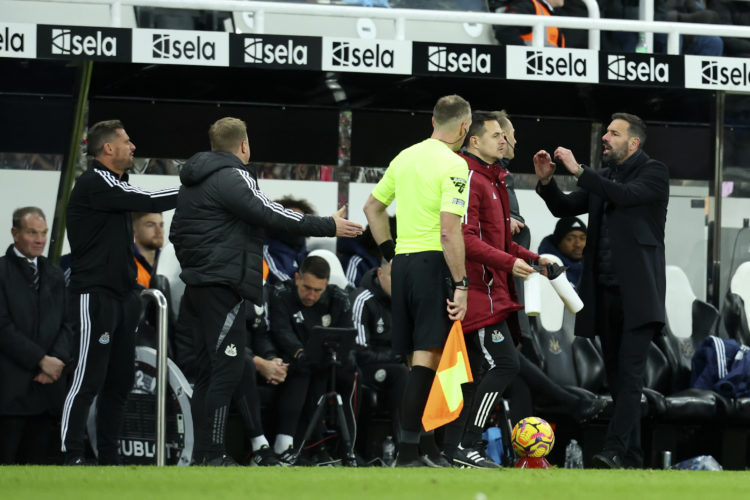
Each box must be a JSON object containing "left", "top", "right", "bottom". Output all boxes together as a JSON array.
[
  {"left": 526, "top": 50, "right": 587, "bottom": 77},
  {"left": 152, "top": 32, "right": 215, "bottom": 61},
  {"left": 331, "top": 40, "right": 393, "bottom": 69},
  {"left": 607, "top": 55, "right": 669, "bottom": 83},
  {"left": 427, "top": 45, "right": 490, "bottom": 74},
  {"left": 0, "top": 25, "right": 25, "bottom": 53},
  {"left": 244, "top": 37, "right": 307, "bottom": 65},
  {"left": 701, "top": 59, "right": 750, "bottom": 87},
  {"left": 51, "top": 28, "right": 117, "bottom": 56}
]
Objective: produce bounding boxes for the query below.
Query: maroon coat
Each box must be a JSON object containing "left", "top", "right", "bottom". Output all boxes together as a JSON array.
[{"left": 459, "top": 152, "right": 538, "bottom": 337}]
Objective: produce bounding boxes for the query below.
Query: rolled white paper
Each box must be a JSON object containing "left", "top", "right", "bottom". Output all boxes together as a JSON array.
[{"left": 549, "top": 273, "right": 584, "bottom": 313}]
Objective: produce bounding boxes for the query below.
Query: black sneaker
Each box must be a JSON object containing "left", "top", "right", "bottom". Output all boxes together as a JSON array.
[
  {"left": 250, "top": 446, "right": 282, "bottom": 466},
  {"left": 276, "top": 445, "right": 297, "bottom": 466},
  {"left": 204, "top": 453, "right": 240, "bottom": 466},
  {"left": 395, "top": 455, "right": 425, "bottom": 468},
  {"left": 453, "top": 442, "right": 502, "bottom": 469},
  {"left": 420, "top": 452, "right": 453, "bottom": 468},
  {"left": 575, "top": 397, "right": 608, "bottom": 423}
]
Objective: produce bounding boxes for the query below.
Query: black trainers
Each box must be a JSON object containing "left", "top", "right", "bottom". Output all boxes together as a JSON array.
[
  {"left": 575, "top": 397, "right": 608, "bottom": 423},
  {"left": 453, "top": 442, "right": 502, "bottom": 469},
  {"left": 591, "top": 450, "right": 624, "bottom": 469},
  {"left": 395, "top": 455, "right": 425, "bottom": 468},
  {"left": 420, "top": 452, "right": 453, "bottom": 468},
  {"left": 250, "top": 446, "right": 282, "bottom": 466},
  {"left": 276, "top": 445, "right": 297, "bottom": 466},
  {"left": 204, "top": 453, "right": 240, "bottom": 466}
]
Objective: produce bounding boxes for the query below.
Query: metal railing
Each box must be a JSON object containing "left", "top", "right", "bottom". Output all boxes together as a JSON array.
[
  {"left": 140, "top": 288, "right": 169, "bottom": 467},
  {"left": 30, "top": 0, "right": 750, "bottom": 54}
]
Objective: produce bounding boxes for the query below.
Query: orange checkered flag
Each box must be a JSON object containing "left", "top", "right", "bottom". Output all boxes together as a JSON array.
[{"left": 422, "top": 321, "right": 474, "bottom": 432}]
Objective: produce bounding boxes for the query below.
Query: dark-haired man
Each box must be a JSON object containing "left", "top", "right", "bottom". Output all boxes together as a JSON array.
[
  {"left": 170, "top": 117, "right": 362, "bottom": 466},
  {"left": 364, "top": 95, "right": 471, "bottom": 467},
  {"left": 264, "top": 196, "right": 315, "bottom": 286},
  {"left": 132, "top": 212, "right": 165, "bottom": 288},
  {"left": 538, "top": 216, "right": 587, "bottom": 286},
  {"left": 451, "top": 111, "right": 543, "bottom": 468},
  {"left": 62, "top": 120, "right": 179, "bottom": 465},
  {"left": 268, "top": 255, "right": 354, "bottom": 464},
  {"left": 0, "top": 207, "right": 73, "bottom": 464},
  {"left": 534, "top": 112, "right": 669, "bottom": 468}
]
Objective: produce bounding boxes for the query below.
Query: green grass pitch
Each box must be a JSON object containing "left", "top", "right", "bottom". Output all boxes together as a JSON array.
[{"left": 1, "top": 466, "right": 748, "bottom": 500}]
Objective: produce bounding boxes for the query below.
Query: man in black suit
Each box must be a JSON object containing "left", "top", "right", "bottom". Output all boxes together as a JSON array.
[
  {"left": 0, "top": 207, "right": 73, "bottom": 464},
  {"left": 533, "top": 113, "right": 669, "bottom": 469}
]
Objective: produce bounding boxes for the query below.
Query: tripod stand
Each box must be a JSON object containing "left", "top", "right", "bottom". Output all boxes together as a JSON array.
[{"left": 295, "top": 327, "right": 358, "bottom": 467}]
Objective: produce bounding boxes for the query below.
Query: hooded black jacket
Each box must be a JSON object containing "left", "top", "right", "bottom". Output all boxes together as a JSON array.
[{"left": 170, "top": 151, "right": 336, "bottom": 303}]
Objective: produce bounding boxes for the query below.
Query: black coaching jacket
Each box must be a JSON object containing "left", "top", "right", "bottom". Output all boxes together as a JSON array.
[
  {"left": 170, "top": 152, "right": 336, "bottom": 304},
  {"left": 66, "top": 160, "right": 178, "bottom": 298},
  {"left": 536, "top": 150, "right": 669, "bottom": 337}
]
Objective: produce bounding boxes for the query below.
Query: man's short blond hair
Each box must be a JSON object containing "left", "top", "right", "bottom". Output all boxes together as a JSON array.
[
  {"left": 433, "top": 95, "right": 471, "bottom": 128},
  {"left": 209, "top": 117, "right": 248, "bottom": 153}
]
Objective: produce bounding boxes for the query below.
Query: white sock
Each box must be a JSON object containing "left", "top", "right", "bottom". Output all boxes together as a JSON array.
[
  {"left": 274, "top": 434, "right": 294, "bottom": 454},
  {"left": 251, "top": 435, "right": 269, "bottom": 452}
]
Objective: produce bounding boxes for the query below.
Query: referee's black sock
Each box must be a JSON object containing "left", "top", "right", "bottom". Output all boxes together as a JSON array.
[{"left": 398, "top": 365, "right": 435, "bottom": 462}]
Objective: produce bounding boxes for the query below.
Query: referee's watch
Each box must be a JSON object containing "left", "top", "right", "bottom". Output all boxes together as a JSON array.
[{"left": 454, "top": 277, "right": 469, "bottom": 288}]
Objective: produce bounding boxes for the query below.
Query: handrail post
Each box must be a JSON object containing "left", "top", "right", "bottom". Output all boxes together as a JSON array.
[
  {"left": 111, "top": 0, "right": 122, "bottom": 27},
  {"left": 140, "top": 289, "right": 168, "bottom": 466}
]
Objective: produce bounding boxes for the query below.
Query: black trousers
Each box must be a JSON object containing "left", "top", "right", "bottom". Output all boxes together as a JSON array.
[
  {"left": 0, "top": 415, "right": 58, "bottom": 464},
  {"left": 359, "top": 362, "right": 409, "bottom": 439},
  {"left": 234, "top": 354, "right": 264, "bottom": 438},
  {"left": 183, "top": 284, "right": 247, "bottom": 460},
  {"left": 276, "top": 366, "right": 329, "bottom": 439},
  {"left": 598, "top": 285, "right": 658, "bottom": 467},
  {"left": 61, "top": 291, "right": 140, "bottom": 461}
]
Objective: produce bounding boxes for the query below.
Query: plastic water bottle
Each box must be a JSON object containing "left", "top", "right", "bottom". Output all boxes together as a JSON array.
[
  {"left": 382, "top": 436, "right": 396, "bottom": 466},
  {"left": 564, "top": 439, "right": 584, "bottom": 469},
  {"left": 635, "top": 33, "right": 648, "bottom": 53}
]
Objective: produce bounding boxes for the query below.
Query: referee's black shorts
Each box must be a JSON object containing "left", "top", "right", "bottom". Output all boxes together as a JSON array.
[{"left": 391, "top": 251, "right": 452, "bottom": 355}]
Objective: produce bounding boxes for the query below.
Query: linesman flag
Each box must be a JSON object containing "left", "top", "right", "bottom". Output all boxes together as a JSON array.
[{"left": 422, "top": 321, "right": 474, "bottom": 432}]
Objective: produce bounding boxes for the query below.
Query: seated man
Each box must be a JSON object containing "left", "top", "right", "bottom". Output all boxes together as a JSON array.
[
  {"left": 538, "top": 217, "right": 586, "bottom": 287},
  {"left": 338, "top": 216, "right": 396, "bottom": 289},
  {"left": 132, "top": 212, "right": 165, "bottom": 288},
  {"left": 268, "top": 255, "right": 354, "bottom": 465},
  {"left": 490, "top": 0, "right": 565, "bottom": 47},
  {"left": 350, "top": 260, "right": 408, "bottom": 446},
  {"left": 0, "top": 207, "right": 73, "bottom": 464},
  {"left": 264, "top": 196, "right": 315, "bottom": 286}
]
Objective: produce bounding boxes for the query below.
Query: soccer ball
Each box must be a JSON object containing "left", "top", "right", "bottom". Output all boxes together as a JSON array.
[{"left": 511, "top": 416, "right": 555, "bottom": 457}]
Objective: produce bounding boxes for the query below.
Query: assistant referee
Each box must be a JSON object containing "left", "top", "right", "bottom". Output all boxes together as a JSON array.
[{"left": 364, "top": 95, "right": 472, "bottom": 467}]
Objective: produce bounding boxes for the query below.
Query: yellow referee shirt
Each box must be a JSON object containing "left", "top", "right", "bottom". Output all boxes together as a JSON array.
[{"left": 372, "top": 138, "right": 469, "bottom": 254}]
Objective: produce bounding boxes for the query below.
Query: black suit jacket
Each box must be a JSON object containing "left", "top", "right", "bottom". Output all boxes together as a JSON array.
[
  {"left": 536, "top": 150, "right": 669, "bottom": 337},
  {"left": 0, "top": 245, "right": 73, "bottom": 415}
]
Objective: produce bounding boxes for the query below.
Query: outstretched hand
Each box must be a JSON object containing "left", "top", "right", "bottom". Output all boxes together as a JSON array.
[
  {"left": 332, "top": 206, "right": 364, "bottom": 238},
  {"left": 533, "top": 150, "right": 556, "bottom": 184}
]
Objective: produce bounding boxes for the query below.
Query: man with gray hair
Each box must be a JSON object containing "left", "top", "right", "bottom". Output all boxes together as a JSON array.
[{"left": 0, "top": 207, "right": 72, "bottom": 464}]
